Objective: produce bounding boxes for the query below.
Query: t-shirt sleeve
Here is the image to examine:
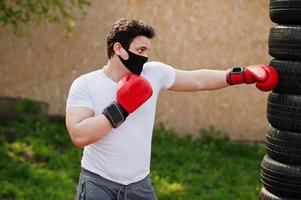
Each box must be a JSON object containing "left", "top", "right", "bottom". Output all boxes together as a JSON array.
[
  {"left": 148, "top": 61, "right": 176, "bottom": 90},
  {"left": 66, "top": 76, "right": 94, "bottom": 111}
]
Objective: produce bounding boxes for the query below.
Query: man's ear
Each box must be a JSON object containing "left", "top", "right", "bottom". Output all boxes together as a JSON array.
[
  {"left": 113, "top": 42, "right": 122, "bottom": 56},
  {"left": 113, "top": 42, "right": 129, "bottom": 59}
]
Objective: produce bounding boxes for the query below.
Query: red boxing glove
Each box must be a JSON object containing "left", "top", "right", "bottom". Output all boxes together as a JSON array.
[
  {"left": 117, "top": 74, "right": 153, "bottom": 113},
  {"left": 226, "top": 64, "right": 279, "bottom": 92},
  {"left": 103, "top": 74, "right": 153, "bottom": 128},
  {"left": 255, "top": 65, "right": 279, "bottom": 91}
]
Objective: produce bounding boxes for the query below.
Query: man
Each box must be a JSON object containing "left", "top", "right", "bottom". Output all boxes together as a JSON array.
[{"left": 65, "top": 18, "right": 278, "bottom": 200}]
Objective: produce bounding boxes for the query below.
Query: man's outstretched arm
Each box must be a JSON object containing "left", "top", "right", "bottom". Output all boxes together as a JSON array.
[
  {"left": 170, "top": 69, "right": 228, "bottom": 91},
  {"left": 169, "top": 65, "right": 279, "bottom": 92}
]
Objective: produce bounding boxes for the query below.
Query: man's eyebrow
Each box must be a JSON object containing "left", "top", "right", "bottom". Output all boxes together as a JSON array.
[{"left": 137, "top": 46, "right": 150, "bottom": 50}]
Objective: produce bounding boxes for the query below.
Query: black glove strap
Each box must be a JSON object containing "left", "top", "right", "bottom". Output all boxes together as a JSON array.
[
  {"left": 226, "top": 67, "right": 245, "bottom": 85},
  {"left": 103, "top": 102, "right": 129, "bottom": 128}
]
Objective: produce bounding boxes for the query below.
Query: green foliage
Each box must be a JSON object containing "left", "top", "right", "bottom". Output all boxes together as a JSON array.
[
  {"left": 0, "top": 0, "right": 91, "bottom": 36},
  {"left": 0, "top": 117, "right": 80, "bottom": 199},
  {"left": 15, "top": 97, "right": 42, "bottom": 114},
  {"left": 199, "top": 125, "right": 229, "bottom": 143},
  {"left": 0, "top": 118, "right": 265, "bottom": 199},
  {"left": 151, "top": 126, "right": 265, "bottom": 200}
]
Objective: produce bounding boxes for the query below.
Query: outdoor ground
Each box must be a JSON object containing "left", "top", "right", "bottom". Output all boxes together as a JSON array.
[{"left": 0, "top": 117, "right": 265, "bottom": 200}]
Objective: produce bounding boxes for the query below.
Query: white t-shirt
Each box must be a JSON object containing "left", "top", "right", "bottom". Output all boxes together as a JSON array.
[{"left": 66, "top": 61, "right": 176, "bottom": 185}]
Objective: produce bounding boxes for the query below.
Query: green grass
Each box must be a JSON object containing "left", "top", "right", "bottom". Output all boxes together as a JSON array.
[
  {"left": 151, "top": 126, "right": 265, "bottom": 200},
  {"left": 0, "top": 118, "right": 265, "bottom": 200}
]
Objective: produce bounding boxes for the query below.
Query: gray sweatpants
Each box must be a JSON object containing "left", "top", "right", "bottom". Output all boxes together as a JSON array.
[{"left": 75, "top": 168, "right": 158, "bottom": 200}]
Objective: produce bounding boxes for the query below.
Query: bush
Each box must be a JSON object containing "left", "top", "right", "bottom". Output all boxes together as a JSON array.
[
  {"left": 0, "top": 117, "right": 265, "bottom": 199},
  {"left": 0, "top": 0, "right": 91, "bottom": 36}
]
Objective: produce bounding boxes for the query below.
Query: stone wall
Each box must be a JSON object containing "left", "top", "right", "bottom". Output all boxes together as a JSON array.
[{"left": 0, "top": 0, "right": 273, "bottom": 140}]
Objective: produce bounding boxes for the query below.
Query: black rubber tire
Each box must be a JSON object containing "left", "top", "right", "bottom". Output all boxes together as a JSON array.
[
  {"left": 260, "top": 155, "right": 301, "bottom": 198},
  {"left": 269, "top": 59, "right": 301, "bottom": 95},
  {"left": 267, "top": 92, "right": 301, "bottom": 133},
  {"left": 259, "top": 186, "right": 298, "bottom": 200},
  {"left": 266, "top": 126, "right": 301, "bottom": 165},
  {"left": 270, "top": 0, "right": 301, "bottom": 24},
  {"left": 269, "top": 25, "right": 301, "bottom": 60}
]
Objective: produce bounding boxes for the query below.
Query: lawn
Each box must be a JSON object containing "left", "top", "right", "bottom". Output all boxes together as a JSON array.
[{"left": 0, "top": 117, "right": 265, "bottom": 200}]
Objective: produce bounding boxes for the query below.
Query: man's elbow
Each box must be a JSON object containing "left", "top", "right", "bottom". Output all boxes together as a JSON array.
[
  {"left": 70, "top": 135, "right": 86, "bottom": 148},
  {"left": 68, "top": 128, "right": 87, "bottom": 148}
]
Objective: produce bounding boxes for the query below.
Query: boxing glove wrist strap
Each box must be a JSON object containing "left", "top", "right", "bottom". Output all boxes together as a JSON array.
[
  {"left": 103, "top": 102, "right": 129, "bottom": 128},
  {"left": 226, "top": 67, "right": 246, "bottom": 85}
]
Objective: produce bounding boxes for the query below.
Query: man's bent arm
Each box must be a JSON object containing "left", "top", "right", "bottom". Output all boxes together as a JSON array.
[
  {"left": 66, "top": 107, "right": 112, "bottom": 148},
  {"left": 170, "top": 69, "right": 229, "bottom": 92}
]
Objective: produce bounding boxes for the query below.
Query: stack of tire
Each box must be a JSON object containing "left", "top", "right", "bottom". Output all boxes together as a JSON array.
[{"left": 259, "top": 0, "right": 301, "bottom": 199}]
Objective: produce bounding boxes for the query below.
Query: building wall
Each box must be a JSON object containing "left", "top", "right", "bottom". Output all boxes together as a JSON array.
[{"left": 0, "top": 0, "right": 273, "bottom": 140}]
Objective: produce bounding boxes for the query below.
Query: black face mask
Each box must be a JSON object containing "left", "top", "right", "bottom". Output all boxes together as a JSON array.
[{"left": 118, "top": 48, "right": 148, "bottom": 75}]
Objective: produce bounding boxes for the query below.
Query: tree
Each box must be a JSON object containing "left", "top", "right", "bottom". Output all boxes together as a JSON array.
[{"left": 0, "top": 0, "right": 91, "bottom": 36}]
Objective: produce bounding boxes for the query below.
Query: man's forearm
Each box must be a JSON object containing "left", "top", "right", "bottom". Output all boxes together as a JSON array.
[
  {"left": 69, "top": 115, "right": 112, "bottom": 148},
  {"left": 197, "top": 69, "right": 229, "bottom": 90}
]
